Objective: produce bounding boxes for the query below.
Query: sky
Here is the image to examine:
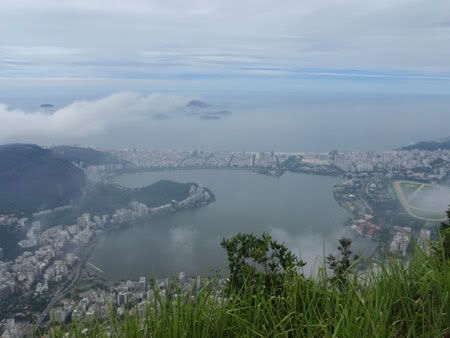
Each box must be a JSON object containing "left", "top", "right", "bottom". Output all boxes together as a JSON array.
[
  {"left": 1, "top": 0, "right": 450, "bottom": 149},
  {"left": 2, "top": 0, "right": 450, "bottom": 78}
]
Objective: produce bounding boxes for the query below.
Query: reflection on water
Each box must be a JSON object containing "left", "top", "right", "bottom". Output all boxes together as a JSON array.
[{"left": 90, "top": 170, "right": 350, "bottom": 280}]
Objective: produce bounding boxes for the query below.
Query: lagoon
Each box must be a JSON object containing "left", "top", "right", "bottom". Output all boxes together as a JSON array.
[{"left": 90, "top": 170, "right": 350, "bottom": 280}]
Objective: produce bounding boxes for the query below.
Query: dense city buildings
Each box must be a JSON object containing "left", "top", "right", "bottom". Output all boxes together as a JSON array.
[
  {"left": 101, "top": 148, "right": 450, "bottom": 182},
  {"left": 50, "top": 273, "right": 225, "bottom": 325}
]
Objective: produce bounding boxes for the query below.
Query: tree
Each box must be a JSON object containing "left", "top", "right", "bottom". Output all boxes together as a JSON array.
[
  {"left": 326, "top": 238, "right": 359, "bottom": 290},
  {"left": 378, "top": 226, "right": 392, "bottom": 245},
  {"left": 221, "top": 233, "right": 305, "bottom": 294}
]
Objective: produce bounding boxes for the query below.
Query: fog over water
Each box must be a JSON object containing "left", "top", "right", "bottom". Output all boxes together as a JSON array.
[
  {"left": 90, "top": 170, "right": 357, "bottom": 280},
  {"left": 1, "top": 89, "right": 450, "bottom": 152}
]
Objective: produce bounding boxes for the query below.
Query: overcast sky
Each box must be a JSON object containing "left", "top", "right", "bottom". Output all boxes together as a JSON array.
[
  {"left": 1, "top": 0, "right": 450, "bottom": 149},
  {"left": 1, "top": 0, "right": 450, "bottom": 80}
]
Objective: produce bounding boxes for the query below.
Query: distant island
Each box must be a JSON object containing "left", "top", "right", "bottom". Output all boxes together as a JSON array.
[
  {"left": 186, "top": 99, "right": 211, "bottom": 108},
  {"left": 185, "top": 99, "right": 231, "bottom": 119}
]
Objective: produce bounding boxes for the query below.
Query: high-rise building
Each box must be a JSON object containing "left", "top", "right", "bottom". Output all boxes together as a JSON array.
[
  {"left": 53, "top": 307, "right": 67, "bottom": 323},
  {"left": 139, "top": 277, "right": 147, "bottom": 292},
  {"left": 117, "top": 292, "right": 127, "bottom": 306},
  {"left": 179, "top": 272, "right": 186, "bottom": 284},
  {"left": 418, "top": 229, "right": 431, "bottom": 251}
]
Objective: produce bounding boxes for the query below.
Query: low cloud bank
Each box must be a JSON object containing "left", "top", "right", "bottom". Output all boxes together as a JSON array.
[{"left": 0, "top": 92, "right": 192, "bottom": 143}]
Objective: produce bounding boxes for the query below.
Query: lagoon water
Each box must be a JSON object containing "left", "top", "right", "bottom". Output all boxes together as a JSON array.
[{"left": 90, "top": 170, "right": 350, "bottom": 280}]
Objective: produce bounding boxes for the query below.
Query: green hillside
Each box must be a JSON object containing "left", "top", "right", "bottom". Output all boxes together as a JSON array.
[
  {"left": 401, "top": 137, "right": 450, "bottom": 151},
  {"left": 0, "top": 144, "right": 86, "bottom": 214}
]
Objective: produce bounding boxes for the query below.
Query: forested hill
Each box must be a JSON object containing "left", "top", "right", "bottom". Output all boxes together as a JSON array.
[
  {"left": 78, "top": 180, "right": 194, "bottom": 214},
  {"left": 32, "top": 180, "right": 204, "bottom": 230},
  {"left": 50, "top": 145, "right": 121, "bottom": 166},
  {"left": 401, "top": 137, "right": 450, "bottom": 151},
  {"left": 0, "top": 144, "right": 86, "bottom": 214}
]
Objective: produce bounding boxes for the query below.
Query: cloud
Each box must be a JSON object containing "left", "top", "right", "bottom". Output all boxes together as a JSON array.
[
  {"left": 269, "top": 225, "right": 345, "bottom": 276},
  {"left": 169, "top": 226, "right": 197, "bottom": 254},
  {"left": 0, "top": 92, "right": 192, "bottom": 143},
  {"left": 0, "top": 0, "right": 450, "bottom": 80}
]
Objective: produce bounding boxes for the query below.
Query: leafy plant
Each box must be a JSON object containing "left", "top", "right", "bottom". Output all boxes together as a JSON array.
[
  {"left": 221, "top": 233, "right": 305, "bottom": 294},
  {"left": 326, "top": 238, "right": 359, "bottom": 289},
  {"left": 435, "top": 207, "right": 450, "bottom": 261}
]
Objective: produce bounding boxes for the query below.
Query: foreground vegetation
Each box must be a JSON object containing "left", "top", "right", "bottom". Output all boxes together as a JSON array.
[{"left": 45, "top": 215, "right": 450, "bottom": 338}]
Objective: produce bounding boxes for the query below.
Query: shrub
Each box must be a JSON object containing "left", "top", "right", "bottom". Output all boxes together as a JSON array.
[{"left": 220, "top": 233, "right": 305, "bottom": 294}]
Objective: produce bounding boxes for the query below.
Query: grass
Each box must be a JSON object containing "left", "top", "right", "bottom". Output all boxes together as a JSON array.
[{"left": 43, "top": 243, "right": 450, "bottom": 338}]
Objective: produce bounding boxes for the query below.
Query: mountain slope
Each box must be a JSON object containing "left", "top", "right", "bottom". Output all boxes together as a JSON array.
[
  {"left": 51, "top": 145, "right": 121, "bottom": 166},
  {"left": 401, "top": 137, "right": 450, "bottom": 151},
  {"left": 0, "top": 144, "right": 86, "bottom": 213}
]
